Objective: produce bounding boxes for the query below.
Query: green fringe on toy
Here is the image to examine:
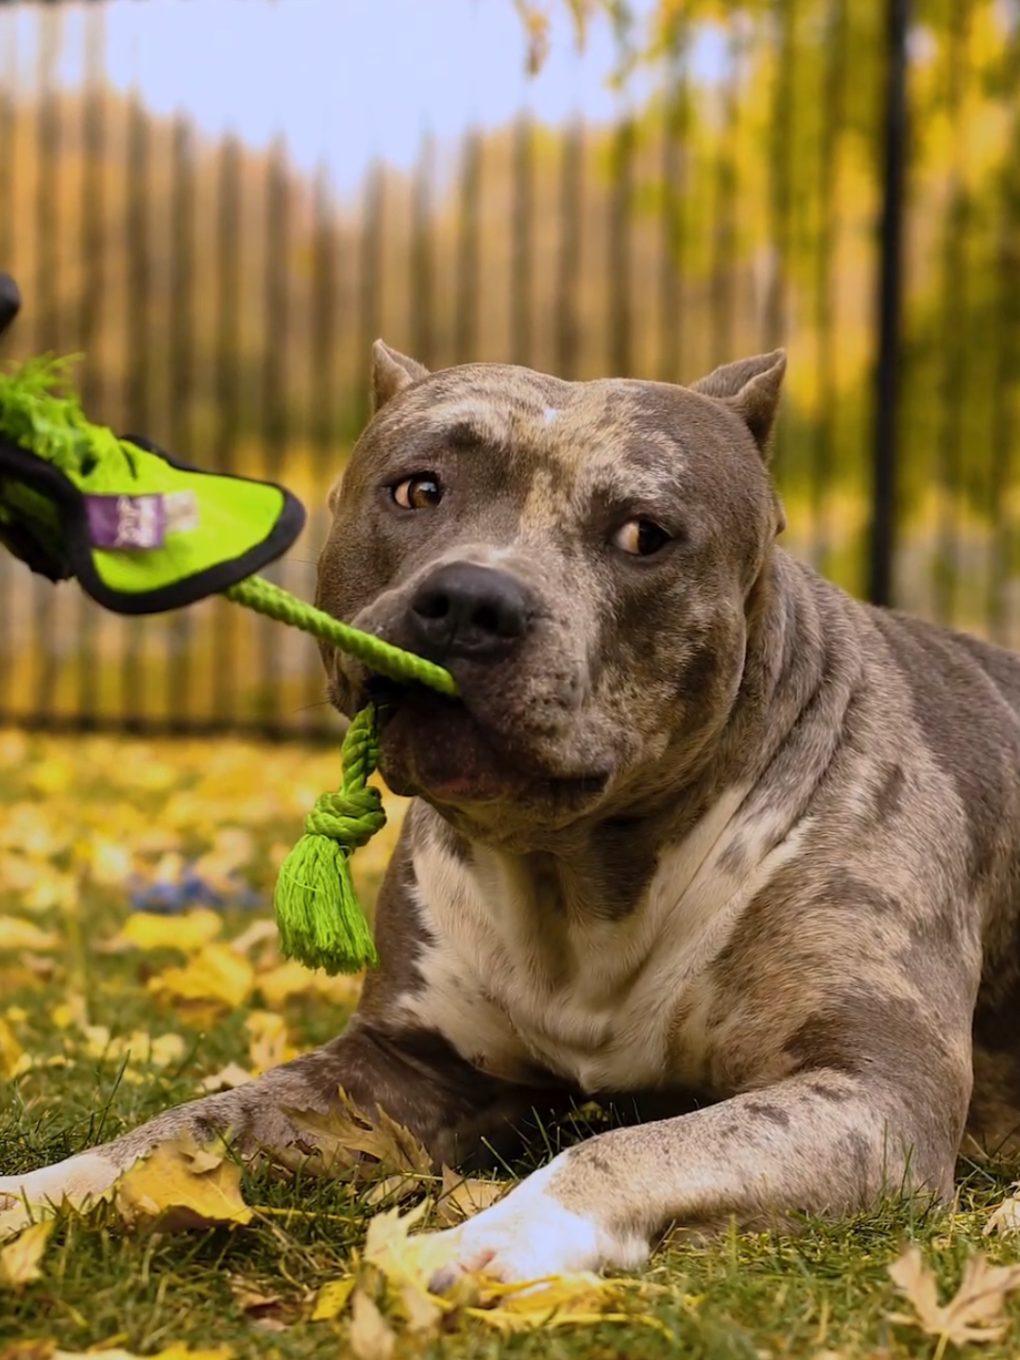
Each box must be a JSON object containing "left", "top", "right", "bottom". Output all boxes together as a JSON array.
[{"left": 274, "top": 705, "right": 387, "bottom": 976}]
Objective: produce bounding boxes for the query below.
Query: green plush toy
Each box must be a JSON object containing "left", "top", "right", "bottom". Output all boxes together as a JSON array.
[{"left": 0, "top": 274, "right": 456, "bottom": 977}]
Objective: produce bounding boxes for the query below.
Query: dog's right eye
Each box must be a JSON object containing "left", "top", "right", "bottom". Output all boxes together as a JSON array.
[{"left": 392, "top": 474, "right": 443, "bottom": 510}]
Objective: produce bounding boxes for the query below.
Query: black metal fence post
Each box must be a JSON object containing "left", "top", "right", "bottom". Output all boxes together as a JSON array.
[{"left": 868, "top": 0, "right": 910, "bottom": 609}]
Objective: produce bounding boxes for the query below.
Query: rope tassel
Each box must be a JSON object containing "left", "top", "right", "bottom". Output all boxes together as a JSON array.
[{"left": 273, "top": 705, "right": 387, "bottom": 975}]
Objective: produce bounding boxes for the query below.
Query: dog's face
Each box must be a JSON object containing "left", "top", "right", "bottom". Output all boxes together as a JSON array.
[{"left": 317, "top": 345, "right": 786, "bottom": 844}]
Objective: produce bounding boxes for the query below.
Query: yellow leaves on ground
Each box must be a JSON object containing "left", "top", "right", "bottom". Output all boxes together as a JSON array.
[
  {"left": 147, "top": 943, "right": 255, "bottom": 1028},
  {"left": 0, "top": 918, "right": 60, "bottom": 952},
  {"left": 0, "top": 1221, "right": 53, "bottom": 1289},
  {"left": 0, "top": 1017, "right": 26, "bottom": 1077},
  {"left": 887, "top": 1243, "right": 1020, "bottom": 1350},
  {"left": 113, "top": 1133, "right": 252, "bottom": 1233},
  {"left": 109, "top": 907, "right": 223, "bottom": 953},
  {"left": 0, "top": 1345, "right": 232, "bottom": 1360},
  {"left": 312, "top": 1201, "right": 662, "bottom": 1349}
]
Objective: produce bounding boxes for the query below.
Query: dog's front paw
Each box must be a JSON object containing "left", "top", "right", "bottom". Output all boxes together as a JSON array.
[{"left": 425, "top": 1161, "right": 649, "bottom": 1289}]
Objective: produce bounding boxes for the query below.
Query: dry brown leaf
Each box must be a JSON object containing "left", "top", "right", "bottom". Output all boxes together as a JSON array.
[
  {"left": 888, "top": 1244, "right": 1020, "bottom": 1348},
  {"left": 114, "top": 1132, "right": 252, "bottom": 1233},
  {"left": 349, "top": 1287, "right": 396, "bottom": 1360},
  {"left": 434, "top": 1165, "right": 508, "bottom": 1225},
  {"left": 279, "top": 1089, "right": 431, "bottom": 1186},
  {"left": 229, "top": 1274, "right": 296, "bottom": 1328},
  {"left": 0, "top": 1221, "right": 53, "bottom": 1289},
  {"left": 985, "top": 1186, "right": 1020, "bottom": 1237}
]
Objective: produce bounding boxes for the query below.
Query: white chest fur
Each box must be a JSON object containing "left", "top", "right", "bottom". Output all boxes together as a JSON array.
[{"left": 396, "top": 788, "right": 808, "bottom": 1094}]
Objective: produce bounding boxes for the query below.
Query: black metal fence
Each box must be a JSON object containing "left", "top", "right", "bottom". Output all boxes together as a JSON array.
[{"left": 1, "top": 0, "right": 1019, "bottom": 738}]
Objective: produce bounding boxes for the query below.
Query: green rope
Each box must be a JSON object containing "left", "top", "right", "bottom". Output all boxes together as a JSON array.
[
  {"left": 224, "top": 578, "right": 457, "bottom": 976},
  {"left": 226, "top": 576, "right": 457, "bottom": 696}
]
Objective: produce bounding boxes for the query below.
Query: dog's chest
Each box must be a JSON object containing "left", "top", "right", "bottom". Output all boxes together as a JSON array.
[{"left": 397, "top": 792, "right": 805, "bottom": 1094}]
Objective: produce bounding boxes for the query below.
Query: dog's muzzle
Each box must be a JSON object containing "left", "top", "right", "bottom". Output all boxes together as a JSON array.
[{"left": 406, "top": 562, "right": 535, "bottom": 666}]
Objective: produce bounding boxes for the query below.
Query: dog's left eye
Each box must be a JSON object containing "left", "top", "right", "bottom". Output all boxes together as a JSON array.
[
  {"left": 392, "top": 474, "right": 443, "bottom": 510},
  {"left": 611, "top": 518, "right": 672, "bottom": 557}
]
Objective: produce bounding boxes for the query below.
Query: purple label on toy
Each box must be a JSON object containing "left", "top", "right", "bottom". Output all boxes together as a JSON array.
[{"left": 84, "top": 494, "right": 167, "bottom": 550}]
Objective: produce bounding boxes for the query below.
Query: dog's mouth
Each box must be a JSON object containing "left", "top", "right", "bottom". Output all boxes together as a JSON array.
[{"left": 360, "top": 674, "right": 609, "bottom": 810}]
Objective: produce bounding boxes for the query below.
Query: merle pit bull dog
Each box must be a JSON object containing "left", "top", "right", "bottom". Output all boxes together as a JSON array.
[{"left": 3, "top": 343, "right": 1020, "bottom": 1282}]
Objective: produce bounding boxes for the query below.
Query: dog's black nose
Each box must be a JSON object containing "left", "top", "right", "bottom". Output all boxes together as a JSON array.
[{"left": 408, "top": 562, "right": 533, "bottom": 663}]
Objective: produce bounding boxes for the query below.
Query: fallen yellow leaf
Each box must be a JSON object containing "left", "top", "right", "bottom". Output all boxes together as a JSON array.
[
  {"left": 312, "top": 1275, "right": 357, "bottom": 1321},
  {"left": 0, "top": 1018, "right": 25, "bottom": 1079},
  {"left": 246, "top": 1009, "right": 297, "bottom": 1072},
  {"left": 0, "top": 1220, "right": 53, "bottom": 1289},
  {"left": 113, "top": 907, "right": 223, "bottom": 953},
  {"left": 888, "top": 1244, "right": 1020, "bottom": 1350},
  {"left": 114, "top": 1132, "right": 253, "bottom": 1233},
  {"left": 256, "top": 959, "right": 361, "bottom": 1011},
  {"left": 0, "top": 917, "right": 59, "bottom": 952},
  {"left": 147, "top": 943, "right": 254, "bottom": 1023}
]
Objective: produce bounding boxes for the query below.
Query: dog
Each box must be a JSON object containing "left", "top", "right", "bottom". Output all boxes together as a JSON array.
[{"left": 3, "top": 342, "right": 1020, "bottom": 1285}]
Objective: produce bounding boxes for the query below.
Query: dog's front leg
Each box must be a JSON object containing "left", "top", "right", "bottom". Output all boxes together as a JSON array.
[
  {"left": 0, "top": 1019, "right": 536, "bottom": 1215},
  {"left": 426, "top": 1070, "right": 962, "bottom": 1284}
]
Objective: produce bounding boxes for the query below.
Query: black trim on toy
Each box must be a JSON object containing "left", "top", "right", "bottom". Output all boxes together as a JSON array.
[{"left": 0, "top": 433, "right": 307, "bottom": 615}]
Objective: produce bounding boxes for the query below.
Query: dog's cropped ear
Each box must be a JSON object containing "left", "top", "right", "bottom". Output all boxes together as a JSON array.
[
  {"left": 372, "top": 341, "right": 430, "bottom": 411},
  {"left": 689, "top": 350, "right": 786, "bottom": 460}
]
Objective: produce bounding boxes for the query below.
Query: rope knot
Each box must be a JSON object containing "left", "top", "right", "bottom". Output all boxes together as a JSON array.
[{"left": 304, "top": 786, "right": 385, "bottom": 851}]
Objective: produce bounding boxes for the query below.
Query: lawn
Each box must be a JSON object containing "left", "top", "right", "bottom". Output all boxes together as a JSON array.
[{"left": 1, "top": 725, "right": 1019, "bottom": 1359}]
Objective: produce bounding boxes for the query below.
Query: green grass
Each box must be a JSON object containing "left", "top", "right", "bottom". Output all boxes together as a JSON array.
[{"left": 1, "top": 728, "right": 1020, "bottom": 1358}]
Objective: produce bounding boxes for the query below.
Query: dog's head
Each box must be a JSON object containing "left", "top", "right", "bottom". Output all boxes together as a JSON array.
[{"left": 317, "top": 345, "right": 786, "bottom": 844}]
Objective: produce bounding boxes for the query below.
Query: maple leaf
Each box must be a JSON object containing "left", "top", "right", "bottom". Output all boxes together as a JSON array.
[
  {"left": 113, "top": 1132, "right": 253, "bottom": 1233},
  {"left": 279, "top": 1089, "right": 431, "bottom": 1186},
  {"left": 888, "top": 1244, "right": 1020, "bottom": 1351},
  {"left": 0, "top": 1221, "right": 53, "bottom": 1289}
]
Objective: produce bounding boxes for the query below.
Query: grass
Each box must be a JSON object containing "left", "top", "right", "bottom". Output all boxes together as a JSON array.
[{"left": 1, "top": 726, "right": 1019, "bottom": 1358}]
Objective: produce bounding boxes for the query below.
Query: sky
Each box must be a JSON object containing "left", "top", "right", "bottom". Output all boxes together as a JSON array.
[{"left": 0, "top": 0, "right": 665, "bottom": 193}]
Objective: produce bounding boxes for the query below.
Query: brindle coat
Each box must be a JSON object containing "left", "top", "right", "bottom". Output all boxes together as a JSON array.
[{"left": 3, "top": 346, "right": 1019, "bottom": 1281}]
